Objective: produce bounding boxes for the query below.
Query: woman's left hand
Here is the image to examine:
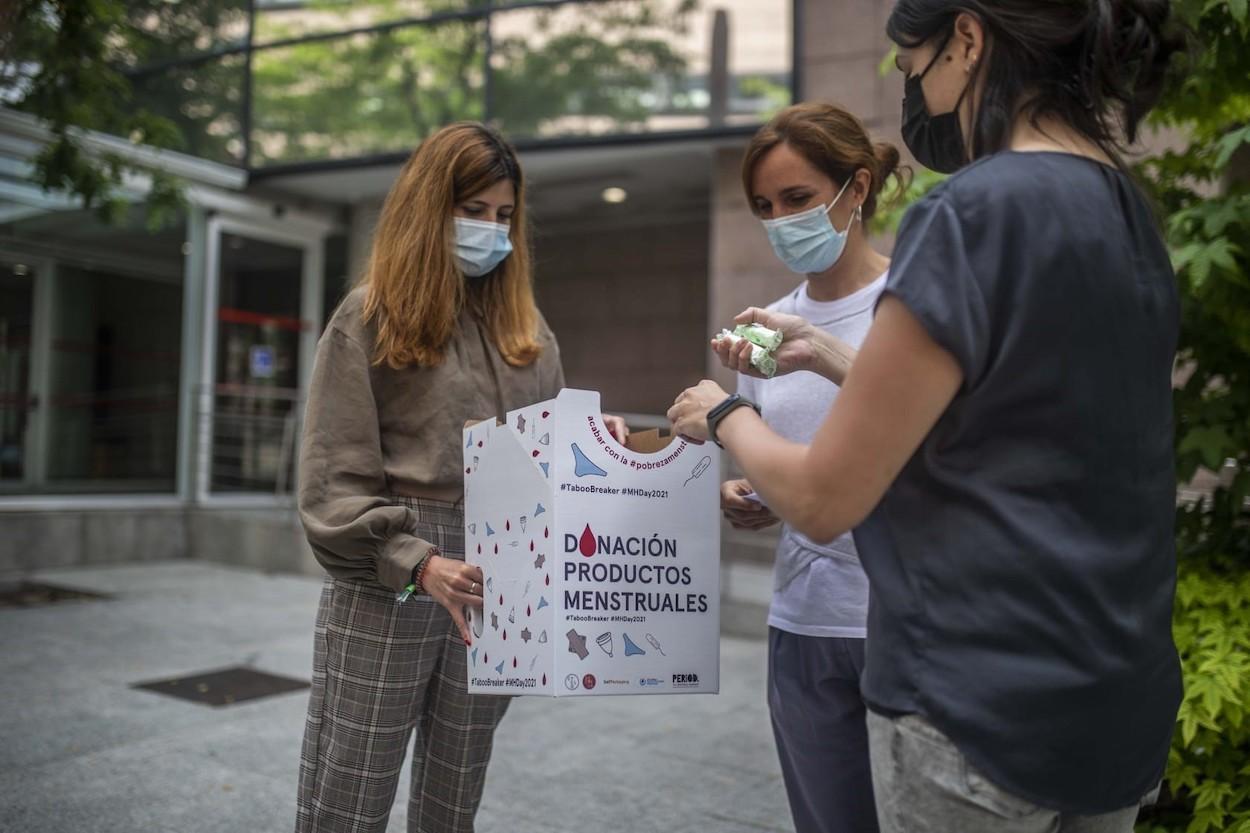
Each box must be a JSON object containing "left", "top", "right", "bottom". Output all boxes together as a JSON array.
[
  {"left": 602, "top": 414, "right": 629, "bottom": 445},
  {"left": 667, "top": 380, "right": 729, "bottom": 443}
]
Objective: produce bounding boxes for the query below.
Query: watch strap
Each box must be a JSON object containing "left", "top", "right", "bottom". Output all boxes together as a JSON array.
[{"left": 707, "top": 393, "right": 760, "bottom": 448}]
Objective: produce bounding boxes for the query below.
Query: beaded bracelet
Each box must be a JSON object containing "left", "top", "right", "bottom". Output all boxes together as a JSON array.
[
  {"left": 395, "top": 546, "right": 440, "bottom": 603},
  {"left": 415, "top": 546, "right": 439, "bottom": 593}
]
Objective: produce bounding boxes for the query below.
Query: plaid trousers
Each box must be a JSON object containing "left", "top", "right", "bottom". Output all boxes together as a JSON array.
[{"left": 295, "top": 498, "right": 511, "bottom": 833}]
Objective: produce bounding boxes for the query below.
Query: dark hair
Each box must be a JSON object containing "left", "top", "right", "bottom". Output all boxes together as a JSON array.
[
  {"left": 886, "top": 0, "right": 1183, "bottom": 166},
  {"left": 742, "top": 102, "right": 912, "bottom": 221}
]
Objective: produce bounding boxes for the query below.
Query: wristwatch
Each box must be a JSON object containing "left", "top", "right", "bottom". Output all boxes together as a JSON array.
[{"left": 706, "top": 393, "right": 761, "bottom": 448}]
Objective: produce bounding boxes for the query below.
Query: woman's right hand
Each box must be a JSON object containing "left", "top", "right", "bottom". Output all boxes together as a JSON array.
[
  {"left": 713, "top": 308, "right": 820, "bottom": 379},
  {"left": 721, "top": 479, "right": 779, "bottom": 531},
  {"left": 420, "top": 555, "right": 484, "bottom": 644},
  {"left": 715, "top": 307, "right": 856, "bottom": 385}
]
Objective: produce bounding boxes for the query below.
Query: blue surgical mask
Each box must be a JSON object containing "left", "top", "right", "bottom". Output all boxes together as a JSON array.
[
  {"left": 454, "top": 217, "right": 513, "bottom": 277},
  {"left": 762, "top": 178, "right": 857, "bottom": 274}
]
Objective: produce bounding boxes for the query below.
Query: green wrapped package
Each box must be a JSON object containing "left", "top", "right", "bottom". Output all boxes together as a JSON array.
[
  {"left": 733, "top": 322, "right": 783, "bottom": 352},
  {"left": 716, "top": 330, "right": 779, "bottom": 378}
]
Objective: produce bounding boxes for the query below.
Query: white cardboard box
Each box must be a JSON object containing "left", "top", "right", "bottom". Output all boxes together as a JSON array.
[{"left": 463, "top": 388, "right": 721, "bottom": 696}]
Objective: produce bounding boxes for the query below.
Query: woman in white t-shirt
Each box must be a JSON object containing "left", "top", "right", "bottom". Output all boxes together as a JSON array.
[{"left": 719, "top": 103, "right": 906, "bottom": 833}]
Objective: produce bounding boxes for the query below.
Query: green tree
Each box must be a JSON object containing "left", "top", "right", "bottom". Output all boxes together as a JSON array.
[
  {"left": 247, "top": 0, "right": 700, "bottom": 164},
  {"left": 0, "top": 0, "right": 230, "bottom": 225},
  {"left": 4, "top": 0, "right": 710, "bottom": 175},
  {"left": 1136, "top": 2, "right": 1250, "bottom": 830}
]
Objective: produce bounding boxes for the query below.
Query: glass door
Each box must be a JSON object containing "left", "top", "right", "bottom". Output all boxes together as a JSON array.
[
  {"left": 199, "top": 218, "right": 323, "bottom": 500},
  {"left": 0, "top": 262, "right": 35, "bottom": 490}
]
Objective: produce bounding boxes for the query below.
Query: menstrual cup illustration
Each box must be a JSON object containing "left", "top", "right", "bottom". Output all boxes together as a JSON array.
[
  {"left": 471, "top": 647, "right": 478, "bottom": 666},
  {"left": 571, "top": 443, "right": 608, "bottom": 478},
  {"left": 567, "top": 629, "right": 589, "bottom": 660},
  {"left": 523, "top": 580, "right": 531, "bottom": 598},
  {"left": 623, "top": 633, "right": 646, "bottom": 657},
  {"left": 495, "top": 659, "right": 505, "bottom": 675},
  {"left": 471, "top": 608, "right": 484, "bottom": 639},
  {"left": 529, "top": 655, "right": 538, "bottom": 671},
  {"left": 596, "top": 632, "right": 614, "bottom": 658},
  {"left": 486, "top": 522, "right": 496, "bottom": 536},
  {"left": 520, "top": 515, "right": 528, "bottom": 532},
  {"left": 538, "top": 630, "right": 548, "bottom": 644},
  {"left": 485, "top": 576, "right": 494, "bottom": 593},
  {"left": 466, "top": 432, "right": 474, "bottom": 449},
  {"left": 508, "top": 606, "right": 516, "bottom": 624},
  {"left": 540, "top": 462, "right": 550, "bottom": 477},
  {"left": 536, "top": 596, "right": 549, "bottom": 611},
  {"left": 645, "top": 633, "right": 667, "bottom": 656},
  {"left": 539, "top": 432, "right": 551, "bottom": 446},
  {"left": 684, "top": 455, "right": 712, "bottom": 486},
  {"left": 535, "top": 502, "right": 546, "bottom": 516},
  {"left": 468, "top": 523, "right": 477, "bottom": 535}
]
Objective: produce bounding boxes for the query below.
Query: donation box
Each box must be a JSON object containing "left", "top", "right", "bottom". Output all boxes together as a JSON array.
[{"left": 463, "top": 389, "right": 720, "bottom": 696}]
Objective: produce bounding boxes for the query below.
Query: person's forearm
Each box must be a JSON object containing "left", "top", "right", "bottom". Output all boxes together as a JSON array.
[
  {"left": 807, "top": 330, "right": 857, "bottom": 386},
  {"left": 714, "top": 407, "right": 858, "bottom": 543}
]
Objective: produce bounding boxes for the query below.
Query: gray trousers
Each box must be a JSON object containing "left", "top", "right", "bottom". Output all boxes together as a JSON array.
[
  {"left": 867, "top": 711, "right": 1149, "bottom": 833},
  {"left": 768, "top": 628, "right": 880, "bottom": 833},
  {"left": 295, "top": 578, "right": 511, "bottom": 833}
]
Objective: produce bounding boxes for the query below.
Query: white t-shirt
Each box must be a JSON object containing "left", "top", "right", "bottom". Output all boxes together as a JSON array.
[{"left": 737, "top": 272, "right": 886, "bottom": 639}]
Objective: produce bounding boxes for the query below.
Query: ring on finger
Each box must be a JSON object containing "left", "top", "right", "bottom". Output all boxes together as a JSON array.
[{"left": 470, "top": 581, "right": 477, "bottom": 594}]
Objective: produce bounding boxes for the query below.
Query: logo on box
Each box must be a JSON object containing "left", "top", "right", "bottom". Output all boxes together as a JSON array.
[
  {"left": 639, "top": 677, "right": 664, "bottom": 688},
  {"left": 672, "top": 673, "right": 700, "bottom": 689},
  {"left": 582, "top": 674, "right": 597, "bottom": 691}
]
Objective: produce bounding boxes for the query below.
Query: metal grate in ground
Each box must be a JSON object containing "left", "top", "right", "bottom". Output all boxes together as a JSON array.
[
  {"left": 0, "top": 581, "right": 112, "bottom": 608},
  {"left": 131, "top": 666, "right": 309, "bottom": 707}
]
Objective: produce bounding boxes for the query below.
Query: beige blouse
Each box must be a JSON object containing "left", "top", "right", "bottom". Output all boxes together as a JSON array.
[{"left": 298, "top": 287, "right": 565, "bottom": 591}]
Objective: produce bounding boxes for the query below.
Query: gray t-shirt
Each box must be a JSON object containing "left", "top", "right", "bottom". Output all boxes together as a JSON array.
[
  {"left": 856, "top": 152, "right": 1181, "bottom": 814},
  {"left": 737, "top": 273, "right": 885, "bottom": 638}
]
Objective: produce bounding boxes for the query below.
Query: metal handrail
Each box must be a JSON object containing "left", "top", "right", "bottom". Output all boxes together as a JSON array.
[{"left": 196, "top": 384, "right": 303, "bottom": 497}]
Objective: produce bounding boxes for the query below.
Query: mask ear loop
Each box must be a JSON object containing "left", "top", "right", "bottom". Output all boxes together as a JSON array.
[{"left": 911, "top": 27, "right": 976, "bottom": 166}]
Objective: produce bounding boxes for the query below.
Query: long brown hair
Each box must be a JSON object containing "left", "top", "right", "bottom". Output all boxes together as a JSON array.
[
  {"left": 362, "top": 122, "right": 541, "bottom": 369},
  {"left": 742, "top": 103, "right": 910, "bottom": 220}
]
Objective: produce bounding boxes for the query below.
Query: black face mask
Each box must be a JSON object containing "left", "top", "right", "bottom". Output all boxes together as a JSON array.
[{"left": 901, "top": 38, "right": 972, "bottom": 174}]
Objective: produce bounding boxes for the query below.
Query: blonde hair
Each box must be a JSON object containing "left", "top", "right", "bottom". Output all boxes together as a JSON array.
[{"left": 362, "top": 122, "right": 541, "bottom": 369}]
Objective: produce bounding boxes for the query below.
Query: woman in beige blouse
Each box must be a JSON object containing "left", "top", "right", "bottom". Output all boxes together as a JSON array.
[{"left": 294, "top": 122, "right": 624, "bottom": 833}]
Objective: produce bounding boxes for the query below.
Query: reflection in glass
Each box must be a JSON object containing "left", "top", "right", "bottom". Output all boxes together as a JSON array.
[
  {"left": 129, "top": 53, "right": 249, "bottom": 166},
  {"left": 211, "top": 234, "right": 305, "bottom": 494},
  {"left": 254, "top": 0, "right": 488, "bottom": 46},
  {"left": 46, "top": 267, "right": 183, "bottom": 491},
  {"left": 0, "top": 264, "right": 34, "bottom": 485},
  {"left": 490, "top": 0, "right": 791, "bottom": 140},
  {"left": 250, "top": 20, "right": 486, "bottom": 165},
  {"left": 0, "top": 206, "right": 187, "bottom": 494}
]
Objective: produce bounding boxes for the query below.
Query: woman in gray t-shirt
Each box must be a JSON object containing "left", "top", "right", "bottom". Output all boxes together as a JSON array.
[
  {"left": 677, "top": 2, "right": 1183, "bottom": 830},
  {"left": 719, "top": 103, "right": 905, "bottom": 833}
]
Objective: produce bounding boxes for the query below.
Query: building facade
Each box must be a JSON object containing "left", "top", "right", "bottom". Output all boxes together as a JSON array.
[{"left": 0, "top": 0, "right": 902, "bottom": 575}]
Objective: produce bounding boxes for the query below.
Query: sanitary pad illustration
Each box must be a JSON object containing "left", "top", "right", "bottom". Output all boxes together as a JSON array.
[{"left": 571, "top": 443, "right": 608, "bottom": 478}]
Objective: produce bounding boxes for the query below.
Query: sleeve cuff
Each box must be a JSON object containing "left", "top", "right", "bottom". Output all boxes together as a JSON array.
[{"left": 377, "top": 533, "right": 437, "bottom": 593}]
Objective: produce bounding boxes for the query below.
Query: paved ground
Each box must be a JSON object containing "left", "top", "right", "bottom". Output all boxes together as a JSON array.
[{"left": 0, "top": 561, "right": 793, "bottom": 833}]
